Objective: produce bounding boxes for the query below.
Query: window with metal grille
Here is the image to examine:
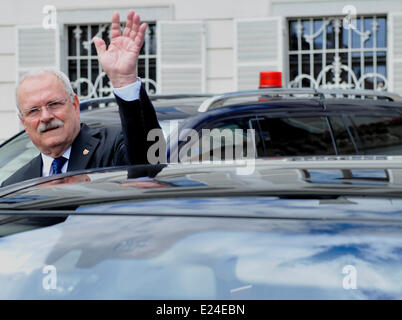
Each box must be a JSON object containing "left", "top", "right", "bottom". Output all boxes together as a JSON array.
[
  {"left": 67, "top": 23, "right": 157, "bottom": 99},
  {"left": 288, "top": 16, "right": 387, "bottom": 90}
]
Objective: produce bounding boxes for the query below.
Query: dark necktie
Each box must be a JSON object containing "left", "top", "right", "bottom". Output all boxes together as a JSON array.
[{"left": 51, "top": 157, "right": 67, "bottom": 175}]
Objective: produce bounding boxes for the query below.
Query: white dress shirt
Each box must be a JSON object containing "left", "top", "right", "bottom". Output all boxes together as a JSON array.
[{"left": 41, "top": 147, "right": 71, "bottom": 177}]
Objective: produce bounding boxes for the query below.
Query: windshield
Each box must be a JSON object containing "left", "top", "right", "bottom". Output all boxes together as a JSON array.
[{"left": 0, "top": 133, "right": 37, "bottom": 184}]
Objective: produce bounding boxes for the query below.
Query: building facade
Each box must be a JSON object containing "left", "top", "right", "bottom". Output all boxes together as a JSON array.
[{"left": 0, "top": 0, "right": 401, "bottom": 141}]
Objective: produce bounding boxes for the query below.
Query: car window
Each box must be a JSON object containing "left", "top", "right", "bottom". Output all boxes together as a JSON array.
[
  {"left": 179, "top": 117, "right": 255, "bottom": 162},
  {"left": 328, "top": 116, "right": 358, "bottom": 154},
  {"left": 345, "top": 115, "right": 402, "bottom": 155},
  {"left": 252, "top": 116, "right": 335, "bottom": 157},
  {"left": 0, "top": 133, "right": 38, "bottom": 184},
  {"left": 159, "top": 119, "right": 184, "bottom": 140}
]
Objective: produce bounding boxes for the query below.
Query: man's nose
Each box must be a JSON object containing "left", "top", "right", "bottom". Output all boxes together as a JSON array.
[{"left": 39, "top": 106, "right": 54, "bottom": 121}]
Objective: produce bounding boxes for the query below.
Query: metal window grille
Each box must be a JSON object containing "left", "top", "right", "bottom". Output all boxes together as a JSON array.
[
  {"left": 67, "top": 23, "right": 157, "bottom": 99},
  {"left": 288, "top": 16, "right": 387, "bottom": 90}
]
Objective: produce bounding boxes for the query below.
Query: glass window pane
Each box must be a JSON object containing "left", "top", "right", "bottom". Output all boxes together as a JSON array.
[
  {"left": 301, "top": 54, "right": 311, "bottom": 85},
  {"left": 346, "top": 115, "right": 402, "bottom": 155},
  {"left": 68, "top": 60, "right": 77, "bottom": 82},
  {"left": 328, "top": 116, "right": 356, "bottom": 154},
  {"left": 313, "top": 53, "right": 323, "bottom": 79},
  {"left": 68, "top": 26, "right": 76, "bottom": 56},
  {"left": 313, "top": 19, "right": 324, "bottom": 50},
  {"left": 376, "top": 17, "right": 387, "bottom": 48},
  {"left": 289, "top": 21, "right": 299, "bottom": 51},
  {"left": 351, "top": 17, "right": 362, "bottom": 48},
  {"left": 90, "top": 25, "right": 100, "bottom": 55},
  {"left": 148, "top": 24, "right": 157, "bottom": 55},
  {"left": 0, "top": 134, "right": 37, "bottom": 184},
  {"left": 301, "top": 20, "right": 311, "bottom": 50},
  {"left": 364, "top": 17, "right": 374, "bottom": 49},
  {"left": 326, "top": 22, "right": 335, "bottom": 49},
  {"left": 352, "top": 60, "right": 361, "bottom": 79},
  {"left": 91, "top": 60, "right": 100, "bottom": 84},
  {"left": 340, "top": 22, "right": 350, "bottom": 49},
  {"left": 253, "top": 117, "right": 334, "bottom": 157},
  {"left": 79, "top": 26, "right": 89, "bottom": 56},
  {"left": 289, "top": 54, "right": 299, "bottom": 82},
  {"left": 182, "top": 118, "right": 253, "bottom": 161},
  {"left": 148, "top": 58, "right": 157, "bottom": 93}
]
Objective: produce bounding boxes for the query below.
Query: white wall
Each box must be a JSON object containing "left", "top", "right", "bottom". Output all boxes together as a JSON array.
[{"left": 0, "top": 23, "right": 18, "bottom": 141}]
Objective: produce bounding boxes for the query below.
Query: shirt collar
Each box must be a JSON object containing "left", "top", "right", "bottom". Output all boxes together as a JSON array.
[{"left": 41, "top": 147, "right": 71, "bottom": 177}]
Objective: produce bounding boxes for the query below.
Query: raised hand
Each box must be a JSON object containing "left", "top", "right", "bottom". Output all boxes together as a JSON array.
[{"left": 93, "top": 10, "right": 147, "bottom": 88}]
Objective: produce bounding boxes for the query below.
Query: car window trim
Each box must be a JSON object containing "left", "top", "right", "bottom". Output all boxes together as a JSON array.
[
  {"left": 325, "top": 116, "right": 338, "bottom": 155},
  {"left": 338, "top": 114, "right": 359, "bottom": 154},
  {"left": 249, "top": 116, "right": 265, "bottom": 157}
]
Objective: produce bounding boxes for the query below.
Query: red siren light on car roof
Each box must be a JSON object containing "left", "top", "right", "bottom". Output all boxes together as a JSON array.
[{"left": 259, "top": 71, "right": 282, "bottom": 88}]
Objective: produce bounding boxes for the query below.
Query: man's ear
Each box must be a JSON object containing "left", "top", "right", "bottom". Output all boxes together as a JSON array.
[{"left": 73, "top": 94, "right": 80, "bottom": 116}]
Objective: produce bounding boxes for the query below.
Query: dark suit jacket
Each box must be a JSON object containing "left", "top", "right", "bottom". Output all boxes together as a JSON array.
[{"left": 1, "top": 85, "right": 163, "bottom": 187}]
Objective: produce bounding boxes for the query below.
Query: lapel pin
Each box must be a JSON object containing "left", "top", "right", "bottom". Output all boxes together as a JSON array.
[{"left": 83, "top": 149, "right": 89, "bottom": 155}]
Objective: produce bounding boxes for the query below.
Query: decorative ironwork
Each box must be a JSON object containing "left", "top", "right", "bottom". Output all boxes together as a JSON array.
[
  {"left": 72, "top": 73, "right": 160, "bottom": 100},
  {"left": 289, "top": 56, "right": 388, "bottom": 90},
  {"left": 288, "top": 16, "right": 387, "bottom": 90},
  {"left": 303, "top": 20, "right": 331, "bottom": 45}
]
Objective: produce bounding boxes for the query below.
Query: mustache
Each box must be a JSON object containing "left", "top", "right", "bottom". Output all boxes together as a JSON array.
[{"left": 37, "top": 119, "right": 64, "bottom": 134}]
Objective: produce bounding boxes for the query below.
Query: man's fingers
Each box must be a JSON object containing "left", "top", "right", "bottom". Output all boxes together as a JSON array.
[
  {"left": 132, "top": 12, "right": 140, "bottom": 35},
  {"left": 92, "top": 37, "right": 106, "bottom": 56},
  {"left": 123, "top": 10, "right": 134, "bottom": 37},
  {"left": 133, "top": 23, "right": 147, "bottom": 49},
  {"left": 111, "top": 12, "right": 122, "bottom": 40},
  {"left": 128, "top": 13, "right": 141, "bottom": 40}
]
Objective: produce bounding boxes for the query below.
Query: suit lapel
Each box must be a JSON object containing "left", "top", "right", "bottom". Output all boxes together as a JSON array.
[
  {"left": 67, "top": 124, "right": 100, "bottom": 171},
  {"left": 27, "top": 154, "right": 43, "bottom": 179}
]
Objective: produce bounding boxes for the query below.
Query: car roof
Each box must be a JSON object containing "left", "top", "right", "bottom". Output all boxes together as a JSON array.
[
  {"left": 80, "top": 94, "right": 211, "bottom": 124},
  {"left": 79, "top": 89, "right": 402, "bottom": 128},
  {"left": 197, "top": 88, "right": 402, "bottom": 112}
]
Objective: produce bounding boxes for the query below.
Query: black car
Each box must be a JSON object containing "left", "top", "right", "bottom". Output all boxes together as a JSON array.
[
  {"left": 1, "top": 88, "right": 402, "bottom": 184},
  {"left": 0, "top": 158, "right": 401, "bottom": 299}
]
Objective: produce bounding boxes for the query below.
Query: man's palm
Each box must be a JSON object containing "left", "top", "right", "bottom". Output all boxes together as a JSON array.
[
  {"left": 100, "top": 37, "right": 139, "bottom": 77},
  {"left": 93, "top": 10, "right": 147, "bottom": 87}
]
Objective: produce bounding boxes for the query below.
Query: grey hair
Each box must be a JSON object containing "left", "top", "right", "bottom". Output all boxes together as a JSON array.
[{"left": 16, "top": 68, "right": 76, "bottom": 112}]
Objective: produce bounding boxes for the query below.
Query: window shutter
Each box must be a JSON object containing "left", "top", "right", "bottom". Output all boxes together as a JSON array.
[
  {"left": 157, "top": 21, "right": 206, "bottom": 93},
  {"left": 389, "top": 13, "right": 402, "bottom": 95},
  {"left": 235, "top": 17, "right": 284, "bottom": 90},
  {"left": 17, "top": 26, "right": 58, "bottom": 79}
]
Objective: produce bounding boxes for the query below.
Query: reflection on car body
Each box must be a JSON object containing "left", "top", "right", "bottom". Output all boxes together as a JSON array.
[{"left": 0, "top": 158, "right": 402, "bottom": 299}]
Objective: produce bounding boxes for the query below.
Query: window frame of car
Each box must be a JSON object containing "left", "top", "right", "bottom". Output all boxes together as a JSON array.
[{"left": 172, "top": 103, "right": 336, "bottom": 161}]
